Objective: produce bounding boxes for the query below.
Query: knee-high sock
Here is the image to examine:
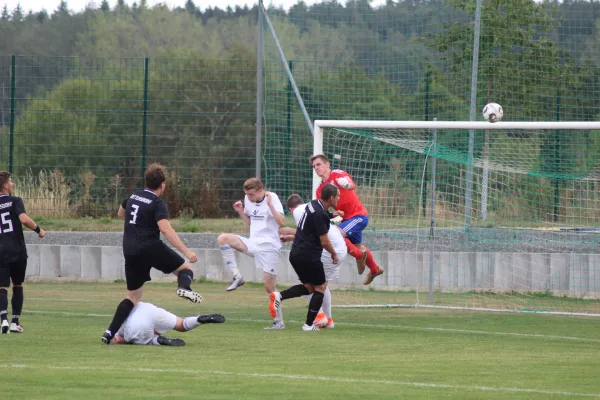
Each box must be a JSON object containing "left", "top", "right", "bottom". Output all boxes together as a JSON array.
[
  {"left": 280, "top": 284, "right": 310, "bottom": 300},
  {"left": 219, "top": 245, "right": 239, "bottom": 276},
  {"left": 106, "top": 299, "right": 135, "bottom": 338},
  {"left": 11, "top": 286, "right": 23, "bottom": 323},
  {"left": 177, "top": 269, "right": 194, "bottom": 291},
  {"left": 304, "top": 294, "right": 324, "bottom": 316},
  {"left": 365, "top": 247, "right": 379, "bottom": 274},
  {"left": 344, "top": 238, "right": 363, "bottom": 260},
  {"left": 322, "top": 287, "right": 332, "bottom": 319},
  {"left": 306, "top": 291, "right": 324, "bottom": 326},
  {"left": 0, "top": 289, "right": 7, "bottom": 322}
]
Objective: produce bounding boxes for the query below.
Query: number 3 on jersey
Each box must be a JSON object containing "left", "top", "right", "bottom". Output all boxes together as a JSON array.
[
  {"left": 129, "top": 204, "right": 139, "bottom": 224},
  {"left": 0, "top": 211, "right": 13, "bottom": 233}
]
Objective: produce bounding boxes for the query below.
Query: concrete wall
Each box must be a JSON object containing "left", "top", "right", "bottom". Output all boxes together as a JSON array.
[{"left": 24, "top": 245, "right": 600, "bottom": 298}]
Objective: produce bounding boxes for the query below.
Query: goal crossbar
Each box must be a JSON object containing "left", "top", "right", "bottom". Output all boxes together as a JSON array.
[{"left": 314, "top": 120, "right": 600, "bottom": 130}]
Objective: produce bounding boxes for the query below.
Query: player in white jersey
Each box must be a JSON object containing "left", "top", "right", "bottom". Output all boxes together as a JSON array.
[
  {"left": 111, "top": 302, "right": 225, "bottom": 346},
  {"left": 278, "top": 193, "right": 348, "bottom": 328},
  {"left": 216, "top": 178, "right": 286, "bottom": 329}
]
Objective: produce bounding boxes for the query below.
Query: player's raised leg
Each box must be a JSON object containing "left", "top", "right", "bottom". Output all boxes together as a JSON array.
[{"left": 217, "top": 233, "right": 247, "bottom": 291}]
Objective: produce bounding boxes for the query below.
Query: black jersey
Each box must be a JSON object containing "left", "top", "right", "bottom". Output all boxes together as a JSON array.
[
  {"left": 122, "top": 189, "right": 169, "bottom": 256},
  {"left": 291, "top": 199, "right": 331, "bottom": 259},
  {"left": 0, "top": 195, "right": 27, "bottom": 263}
]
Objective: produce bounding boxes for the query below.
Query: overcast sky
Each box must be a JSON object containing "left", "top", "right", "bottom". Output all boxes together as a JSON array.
[{"left": 2, "top": 0, "right": 387, "bottom": 14}]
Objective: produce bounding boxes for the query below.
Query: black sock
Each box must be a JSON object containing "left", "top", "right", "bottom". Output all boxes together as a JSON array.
[
  {"left": 106, "top": 299, "right": 134, "bottom": 338},
  {"left": 11, "top": 286, "right": 23, "bottom": 324},
  {"left": 0, "top": 289, "right": 7, "bottom": 322},
  {"left": 177, "top": 269, "right": 193, "bottom": 291},
  {"left": 306, "top": 291, "right": 324, "bottom": 326},
  {"left": 280, "top": 284, "right": 310, "bottom": 301}
]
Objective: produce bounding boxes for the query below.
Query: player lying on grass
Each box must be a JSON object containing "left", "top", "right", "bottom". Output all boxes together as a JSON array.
[
  {"left": 278, "top": 193, "right": 348, "bottom": 329},
  {"left": 111, "top": 302, "right": 225, "bottom": 346},
  {"left": 311, "top": 154, "right": 384, "bottom": 285}
]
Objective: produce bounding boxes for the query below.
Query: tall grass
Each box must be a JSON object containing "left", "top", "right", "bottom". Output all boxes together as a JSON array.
[{"left": 14, "top": 169, "right": 73, "bottom": 218}]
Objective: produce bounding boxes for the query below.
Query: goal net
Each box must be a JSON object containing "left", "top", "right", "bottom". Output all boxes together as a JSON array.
[{"left": 313, "top": 120, "right": 600, "bottom": 316}]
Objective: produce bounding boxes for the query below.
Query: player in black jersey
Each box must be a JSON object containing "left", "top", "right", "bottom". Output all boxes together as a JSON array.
[
  {"left": 268, "top": 184, "right": 340, "bottom": 331},
  {"left": 0, "top": 171, "right": 46, "bottom": 335},
  {"left": 102, "top": 164, "right": 202, "bottom": 345}
]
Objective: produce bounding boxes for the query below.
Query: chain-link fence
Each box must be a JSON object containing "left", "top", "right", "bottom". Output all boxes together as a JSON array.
[{"left": 0, "top": 55, "right": 257, "bottom": 217}]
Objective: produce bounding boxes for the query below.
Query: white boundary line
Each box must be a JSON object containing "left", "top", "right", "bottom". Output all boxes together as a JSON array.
[
  {"left": 1, "top": 363, "right": 599, "bottom": 398},
  {"left": 23, "top": 310, "right": 600, "bottom": 343}
]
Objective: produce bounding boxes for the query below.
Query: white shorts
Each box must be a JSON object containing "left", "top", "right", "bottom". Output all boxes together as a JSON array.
[
  {"left": 122, "top": 302, "right": 177, "bottom": 345},
  {"left": 237, "top": 235, "right": 281, "bottom": 276},
  {"left": 321, "top": 247, "right": 347, "bottom": 281}
]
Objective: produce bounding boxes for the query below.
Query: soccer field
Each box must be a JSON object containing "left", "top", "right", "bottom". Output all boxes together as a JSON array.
[{"left": 3, "top": 281, "right": 600, "bottom": 399}]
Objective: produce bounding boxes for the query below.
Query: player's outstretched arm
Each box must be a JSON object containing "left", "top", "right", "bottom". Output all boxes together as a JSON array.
[
  {"left": 157, "top": 219, "right": 197, "bottom": 263},
  {"left": 18, "top": 213, "right": 46, "bottom": 238}
]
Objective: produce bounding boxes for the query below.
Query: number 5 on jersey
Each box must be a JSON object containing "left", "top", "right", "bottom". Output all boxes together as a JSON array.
[
  {"left": 129, "top": 204, "right": 139, "bottom": 224},
  {"left": 0, "top": 211, "right": 13, "bottom": 233}
]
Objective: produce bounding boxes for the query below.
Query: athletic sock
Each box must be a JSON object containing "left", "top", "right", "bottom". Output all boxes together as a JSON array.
[
  {"left": 177, "top": 269, "right": 194, "bottom": 291},
  {"left": 219, "top": 245, "right": 240, "bottom": 276},
  {"left": 365, "top": 248, "right": 379, "bottom": 274},
  {"left": 306, "top": 291, "right": 324, "bottom": 326},
  {"left": 280, "top": 284, "right": 310, "bottom": 301},
  {"left": 303, "top": 294, "right": 325, "bottom": 317},
  {"left": 106, "top": 298, "right": 135, "bottom": 339},
  {"left": 344, "top": 238, "right": 363, "bottom": 260},
  {"left": 11, "top": 286, "right": 23, "bottom": 322},
  {"left": 322, "top": 287, "right": 332, "bottom": 319},
  {"left": 0, "top": 289, "right": 7, "bottom": 322},
  {"left": 183, "top": 317, "right": 200, "bottom": 331}
]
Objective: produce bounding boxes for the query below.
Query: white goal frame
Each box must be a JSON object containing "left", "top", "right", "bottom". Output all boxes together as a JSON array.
[{"left": 311, "top": 119, "right": 600, "bottom": 316}]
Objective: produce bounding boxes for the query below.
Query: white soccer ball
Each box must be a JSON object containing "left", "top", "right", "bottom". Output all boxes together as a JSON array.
[{"left": 482, "top": 102, "right": 503, "bottom": 123}]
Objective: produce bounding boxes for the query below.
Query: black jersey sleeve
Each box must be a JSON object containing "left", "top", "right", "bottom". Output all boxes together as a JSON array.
[
  {"left": 313, "top": 210, "right": 330, "bottom": 237},
  {"left": 154, "top": 199, "right": 169, "bottom": 222},
  {"left": 121, "top": 198, "right": 128, "bottom": 209},
  {"left": 13, "top": 197, "right": 26, "bottom": 217}
]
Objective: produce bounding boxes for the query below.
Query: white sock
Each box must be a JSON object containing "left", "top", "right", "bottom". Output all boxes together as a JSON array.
[
  {"left": 183, "top": 317, "right": 200, "bottom": 331},
  {"left": 304, "top": 294, "right": 324, "bottom": 316},
  {"left": 323, "top": 287, "right": 332, "bottom": 319},
  {"left": 219, "top": 245, "right": 240, "bottom": 276},
  {"left": 275, "top": 306, "right": 283, "bottom": 322}
]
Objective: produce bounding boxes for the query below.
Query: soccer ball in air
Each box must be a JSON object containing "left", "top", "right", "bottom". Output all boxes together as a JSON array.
[{"left": 482, "top": 102, "right": 503, "bottom": 123}]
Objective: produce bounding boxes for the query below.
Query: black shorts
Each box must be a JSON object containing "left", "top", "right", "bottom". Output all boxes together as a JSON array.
[
  {"left": 289, "top": 251, "right": 326, "bottom": 286},
  {"left": 0, "top": 257, "right": 27, "bottom": 287},
  {"left": 124, "top": 242, "right": 185, "bottom": 291}
]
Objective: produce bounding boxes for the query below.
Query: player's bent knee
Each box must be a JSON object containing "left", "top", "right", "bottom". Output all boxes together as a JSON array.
[
  {"left": 174, "top": 263, "right": 193, "bottom": 274},
  {"left": 217, "top": 233, "right": 234, "bottom": 246},
  {"left": 174, "top": 318, "right": 186, "bottom": 332}
]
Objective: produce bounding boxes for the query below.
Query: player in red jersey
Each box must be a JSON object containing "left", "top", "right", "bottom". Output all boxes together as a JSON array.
[{"left": 310, "top": 154, "right": 384, "bottom": 285}]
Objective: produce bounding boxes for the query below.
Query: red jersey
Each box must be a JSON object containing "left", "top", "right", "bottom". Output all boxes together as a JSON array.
[{"left": 316, "top": 169, "right": 368, "bottom": 220}]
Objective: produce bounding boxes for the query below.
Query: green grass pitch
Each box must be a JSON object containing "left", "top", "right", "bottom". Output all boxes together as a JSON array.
[{"left": 2, "top": 281, "right": 600, "bottom": 399}]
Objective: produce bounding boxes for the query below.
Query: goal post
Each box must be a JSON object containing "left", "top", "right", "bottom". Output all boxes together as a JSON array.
[{"left": 312, "top": 119, "right": 600, "bottom": 316}]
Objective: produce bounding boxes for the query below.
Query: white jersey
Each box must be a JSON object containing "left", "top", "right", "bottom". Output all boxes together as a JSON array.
[
  {"left": 244, "top": 192, "right": 284, "bottom": 248},
  {"left": 117, "top": 302, "right": 177, "bottom": 345},
  {"left": 293, "top": 204, "right": 346, "bottom": 257}
]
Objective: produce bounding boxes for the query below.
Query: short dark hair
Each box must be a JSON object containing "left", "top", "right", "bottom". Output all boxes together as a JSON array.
[
  {"left": 320, "top": 183, "right": 338, "bottom": 202},
  {"left": 0, "top": 171, "right": 11, "bottom": 190},
  {"left": 243, "top": 177, "right": 263, "bottom": 191},
  {"left": 286, "top": 193, "right": 303, "bottom": 210},
  {"left": 144, "top": 163, "right": 166, "bottom": 190},
  {"left": 309, "top": 154, "right": 329, "bottom": 165}
]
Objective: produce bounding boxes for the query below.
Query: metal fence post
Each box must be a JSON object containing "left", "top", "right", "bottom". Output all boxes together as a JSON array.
[
  {"left": 141, "top": 57, "right": 149, "bottom": 179},
  {"left": 9, "top": 54, "right": 16, "bottom": 174}
]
